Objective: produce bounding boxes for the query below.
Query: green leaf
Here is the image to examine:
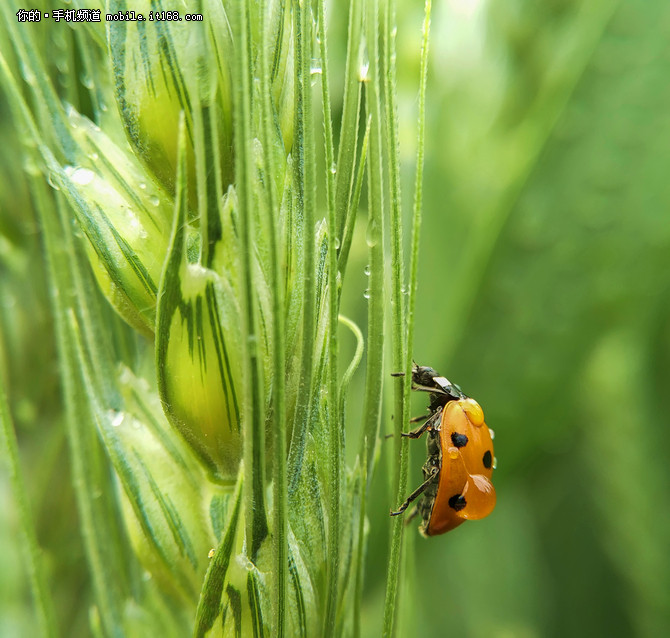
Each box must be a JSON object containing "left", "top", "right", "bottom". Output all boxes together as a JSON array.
[
  {"left": 156, "top": 121, "right": 244, "bottom": 481},
  {"left": 106, "top": 0, "right": 235, "bottom": 196},
  {"left": 193, "top": 470, "right": 243, "bottom": 637},
  {"left": 98, "top": 369, "right": 217, "bottom": 602},
  {"left": 46, "top": 108, "right": 173, "bottom": 336}
]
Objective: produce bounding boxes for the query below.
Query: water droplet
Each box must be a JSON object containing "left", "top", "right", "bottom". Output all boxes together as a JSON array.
[
  {"left": 126, "top": 211, "right": 148, "bottom": 238},
  {"left": 330, "top": 163, "right": 337, "bottom": 175},
  {"left": 149, "top": 195, "right": 160, "bottom": 207},
  {"left": 88, "top": 152, "right": 99, "bottom": 161},
  {"left": 448, "top": 447, "right": 459, "bottom": 460},
  {"left": 20, "top": 61, "right": 36, "bottom": 86},
  {"left": 364, "top": 265, "right": 371, "bottom": 276},
  {"left": 333, "top": 236, "right": 340, "bottom": 249},
  {"left": 80, "top": 74, "right": 94, "bottom": 90},
  {"left": 363, "top": 289, "right": 370, "bottom": 299},
  {"left": 310, "top": 60, "right": 322, "bottom": 85},
  {"left": 47, "top": 172, "right": 61, "bottom": 191},
  {"left": 208, "top": 548, "right": 215, "bottom": 558},
  {"left": 358, "top": 61, "right": 370, "bottom": 83},
  {"left": 365, "top": 219, "right": 379, "bottom": 247},
  {"left": 110, "top": 411, "right": 124, "bottom": 427},
  {"left": 488, "top": 428, "right": 495, "bottom": 440},
  {"left": 67, "top": 166, "right": 95, "bottom": 186},
  {"left": 492, "top": 457, "right": 498, "bottom": 470},
  {"left": 312, "top": 12, "right": 320, "bottom": 40},
  {"left": 139, "top": 182, "right": 147, "bottom": 190}
]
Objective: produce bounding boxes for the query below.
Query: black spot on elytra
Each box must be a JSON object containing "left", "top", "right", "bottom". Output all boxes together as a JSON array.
[
  {"left": 451, "top": 432, "right": 468, "bottom": 448},
  {"left": 483, "top": 450, "right": 493, "bottom": 469},
  {"left": 448, "top": 494, "right": 466, "bottom": 511}
]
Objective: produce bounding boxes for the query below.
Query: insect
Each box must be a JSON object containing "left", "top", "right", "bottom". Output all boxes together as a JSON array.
[{"left": 390, "top": 363, "right": 496, "bottom": 536}]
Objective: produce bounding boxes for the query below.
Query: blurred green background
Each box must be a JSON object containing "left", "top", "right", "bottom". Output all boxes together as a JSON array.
[
  {"left": 2, "top": 0, "right": 670, "bottom": 636},
  {"left": 354, "top": 0, "right": 670, "bottom": 636}
]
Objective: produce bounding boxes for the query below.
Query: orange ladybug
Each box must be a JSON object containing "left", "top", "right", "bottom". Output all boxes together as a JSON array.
[{"left": 390, "top": 364, "right": 496, "bottom": 536}]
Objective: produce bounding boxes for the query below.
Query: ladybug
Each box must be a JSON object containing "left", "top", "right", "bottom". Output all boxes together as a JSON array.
[{"left": 390, "top": 363, "right": 496, "bottom": 536}]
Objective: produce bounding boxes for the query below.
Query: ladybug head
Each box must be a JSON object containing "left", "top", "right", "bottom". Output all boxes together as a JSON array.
[{"left": 412, "top": 363, "right": 465, "bottom": 406}]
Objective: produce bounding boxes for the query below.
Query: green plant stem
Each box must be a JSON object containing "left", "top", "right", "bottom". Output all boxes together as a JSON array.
[
  {"left": 232, "top": 0, "right": 269, "bottom": 558},
  {"left": 0, "top": 349, "right": 58, "bottom": 638},
  {"left": 260, "top": 2, "right": 288, "bottom": 634},
  {"left": 39, "top": 183, "right": 125, "bottom": 638},
  {"left": 381, "top": 0, "right": 407, "bottom": 632},
  {"left": 398, "top": 5, "right": 432, "bottom": 634},
  {"left": 337, "top": 315, "right": 365, "bottom": 638},
  {"left": 0, "top": 0, "right": 72, "bottom": 157},
  {"left": 317, "top": 0, "right": 343, "bottom": 634},
  {"left": 361, "top": 0, "right": 386, "bottom": 483},
  {"left": 381, "top": 0, "right": 406, "bottom": 493},
  {"left": 340, "top": 116, "right": 371, "bottom": 286},
  {"left": 338, "top": 315, "right": 365, "bottom": 429},
  {"left": 287, "top": 0, "right": 318, "bottom": 495},
  {"left": 2, "top": 34, "right": 131, "bottom": 636},
  {"left": 409, "top": 0, "right": 432, "bottom": 370},
  {"left": 335, "top": 0, "right": 364, "bottom": 263},
  {"left": 383, "top": 0, "right": 432, "bottom": 635},
  {"left": 353, "top": 440, "right": 368, "bottom": 638}
]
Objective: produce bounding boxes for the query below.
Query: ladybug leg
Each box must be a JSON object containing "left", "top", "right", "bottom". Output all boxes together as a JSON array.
[
  {"left": 389, "top": 466, "right": 439, "bottom": 516},
  {"left": 385, "top": 411, "right": 431, "bottom": 439},
  {"left": 401, "top": 419, "right": 431, "bottom": 439},
  {"left": 402, "top": 409, "right": 441, "bottom": 439},
  {"left": 411, "top": 381, "right": 439, "bottom": 395},
  {"left": 385, "top": 419, "right": 428, "bottom": 440}
]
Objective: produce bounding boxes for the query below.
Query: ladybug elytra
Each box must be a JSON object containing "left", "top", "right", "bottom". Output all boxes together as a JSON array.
[{"left": 391, "top": 364, "right": 496, "bottom": 536}]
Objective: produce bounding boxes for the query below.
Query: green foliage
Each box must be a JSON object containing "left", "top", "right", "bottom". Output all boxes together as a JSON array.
[
  {"left": 364, "top": 0, "right": 670, "bottom": 636},
  {"left": 2, "top": 0, "right": 670, "bottom": 637},
  {"left": 1, "top": 0, "right": 406, "bottom": 635}
]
